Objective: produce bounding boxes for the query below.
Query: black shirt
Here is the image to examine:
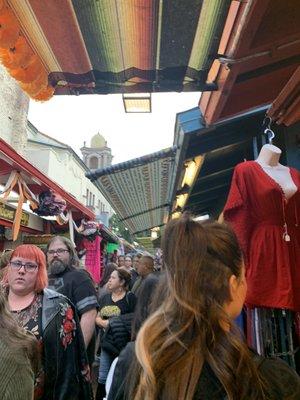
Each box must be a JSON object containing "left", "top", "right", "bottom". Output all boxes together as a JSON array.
[
  {"left": 98, "top": 292, "right": 136, "bottom": 319},
  {"left": 48, "top": 267, "right": 98, "bottom": 315},
  {"left": 48, "top": 266, "right": 99, "bottom": 365}
]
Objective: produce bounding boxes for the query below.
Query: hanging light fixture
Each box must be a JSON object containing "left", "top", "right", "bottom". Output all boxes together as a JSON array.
[
  {"left": 181, "top": 156, "right": 203, "bottom": 187},
  {"left": 175, "top": 193, "right": 188, "bottom": 209},
  {"left": 122, "top": 93, "right": 151, "bottom": 113},
  {"left": 172, "top": 211, "right": 181, "bottom": 219}
]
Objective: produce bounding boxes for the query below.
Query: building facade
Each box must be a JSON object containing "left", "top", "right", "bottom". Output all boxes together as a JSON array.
[
  {"left": 0, "top": 64, "right": 29, "bottom": 155},
  {"left": 26, "top": 122, "right": 114, "bottom": 222}
]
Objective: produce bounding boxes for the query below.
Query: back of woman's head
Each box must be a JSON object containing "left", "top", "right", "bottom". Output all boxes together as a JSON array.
[
  {"left": 0, "top": 250, "right": 13, "bottom": 270},
  {"left": 100, "top": 262, "right": 118, "bottom": 287},
  {"left": 131, "top": 214, "right": 266, "bottom": 400},
  {"left": 131, "top": 274, "right": 160, "bottom": 339},
  {"left": 162, "top": 215, "right": 242, "bottom": 313}
]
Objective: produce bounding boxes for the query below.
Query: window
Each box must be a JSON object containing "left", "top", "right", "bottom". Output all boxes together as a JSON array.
[
  {"left": 89, "top": 156, "right": 98, "bottom": 169},
  {"left": 86, "top": 189, "right": 89, "bottom": 206}
]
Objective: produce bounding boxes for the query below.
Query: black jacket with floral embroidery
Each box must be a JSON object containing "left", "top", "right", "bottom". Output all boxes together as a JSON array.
[{"left": 41, "top": 288, "right": 93, "bottom": 400}]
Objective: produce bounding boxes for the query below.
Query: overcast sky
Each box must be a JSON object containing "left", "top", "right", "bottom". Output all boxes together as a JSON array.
[{"left": 28, "top": 92, "right": 200, "bottom": 164}]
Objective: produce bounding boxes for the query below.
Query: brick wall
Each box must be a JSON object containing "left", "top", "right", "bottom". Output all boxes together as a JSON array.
[{"left": 0, "top": 64, "right": 29, "bottom": 155}]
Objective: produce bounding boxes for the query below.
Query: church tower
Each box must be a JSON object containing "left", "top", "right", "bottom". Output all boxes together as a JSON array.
[{"left": 81, "top": 133, "right": 113, "bottom": 170}]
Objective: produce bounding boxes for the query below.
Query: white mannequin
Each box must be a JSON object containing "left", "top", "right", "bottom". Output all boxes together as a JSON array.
[{"left": 255, "top": 144, "right": 297, "bottom": 200}]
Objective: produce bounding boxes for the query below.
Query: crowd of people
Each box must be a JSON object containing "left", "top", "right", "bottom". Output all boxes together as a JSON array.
[{"left": 0, "top": 214, "right": 300, "bottom": 399}]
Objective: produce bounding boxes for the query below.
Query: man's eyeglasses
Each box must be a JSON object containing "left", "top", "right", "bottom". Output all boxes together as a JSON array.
[
  {"left": 10, "top": 260, "right": 38, "bottom": 272},
  {"left": 47, "top": 249, "right": 69, "bottom": 255}
]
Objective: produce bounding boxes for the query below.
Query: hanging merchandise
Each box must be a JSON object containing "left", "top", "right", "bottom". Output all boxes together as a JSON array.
[
  {"left": 83, "top": 235, "right": 102, "bottom": 284},
  {"left": 75, "top": 219, "right": 101, "bottom": 242},
  {"left": 106, "top": 243, "right": 119, "bottom": 253},
  {"left": 223, "top": 121, "right": 300, "bottom": 369},
  {"left": 73, "top": 219, "right": 102, "bottom": 283},
  {"left": 0, "top": 170, "right": 39, "bottom": 240},
  {"left": 223, "top": 140, "right": 300, "bottom": 311},
  {"left": 33, "top": 190, "right": 67, "bottom": 216},
  {"left": 31, "top": 190, "right": 70, "bottom": 231},
  {"left": 246, "top": 307, "right": 298, "bottom": 370}
]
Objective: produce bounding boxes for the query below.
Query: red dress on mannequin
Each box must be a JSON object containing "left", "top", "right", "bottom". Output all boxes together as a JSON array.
[{"left": 224, "top": 161, "right": 300, "bottom": 311}]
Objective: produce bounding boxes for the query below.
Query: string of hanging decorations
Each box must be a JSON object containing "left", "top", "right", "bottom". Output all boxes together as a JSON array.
[{"left": 0, "top": 171, "right": 100, "bottom": 242}]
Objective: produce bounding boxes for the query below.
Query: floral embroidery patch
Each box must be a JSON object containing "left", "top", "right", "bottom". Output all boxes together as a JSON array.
[{"left": 59, "top": 303, "right": 76, "bottom": 349}]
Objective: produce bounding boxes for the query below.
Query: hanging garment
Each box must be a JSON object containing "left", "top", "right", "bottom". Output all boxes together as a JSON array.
[
  {"left": 83, "top": 235, "right": 102, "bottom": 284},
  {"left": 224, "top": 161, "right": 300, "bottom": 310},
  {"left": 245, "top": 306, "right": 298, "bottom": 370}
]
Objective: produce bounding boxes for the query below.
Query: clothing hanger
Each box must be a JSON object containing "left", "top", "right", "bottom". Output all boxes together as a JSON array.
[{"left": 262, "top": 116, "right": 275, "bottom": 144}]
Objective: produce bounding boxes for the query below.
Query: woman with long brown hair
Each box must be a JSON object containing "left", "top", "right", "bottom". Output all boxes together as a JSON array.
[
  {"left": 125, "top": 214, "right": 300, "bottom": 400},
  {"left": 0, "top": 286, "right": 37, "bottom": 399}
]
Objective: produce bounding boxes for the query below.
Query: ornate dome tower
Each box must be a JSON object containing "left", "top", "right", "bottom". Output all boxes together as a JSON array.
[
  {"left": 91, "top": 133, "right": 106, "bottom": 148},
  {"left": 81, "top": 133, "right": 113, "bottom": 170}
]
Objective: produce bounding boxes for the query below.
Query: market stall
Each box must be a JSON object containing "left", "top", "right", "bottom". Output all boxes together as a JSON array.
[
  {"left": 170, "top": 105, "right": 300, "bottom": 370},
  {"left": 0, "top": 137, "right": 95, "bottom": 248}
]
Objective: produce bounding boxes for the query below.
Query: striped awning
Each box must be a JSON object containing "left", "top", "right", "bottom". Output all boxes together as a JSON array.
[
  {"left": 1, "top": 0, "right": 231, "bottom": 99},
  {"left": 86, "top": 147, "right": 176, "bottom": 234}
]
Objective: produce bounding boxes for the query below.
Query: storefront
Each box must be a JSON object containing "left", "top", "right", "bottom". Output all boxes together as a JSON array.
[
  {"left": 0, "top": 200, "right": 44, "bottom": 250},
  {"left": 0, "top": 137, "right": 95, "bottom": 244},
  {"left": 169, "top": 105, "right": 300, "bottom": 371}
]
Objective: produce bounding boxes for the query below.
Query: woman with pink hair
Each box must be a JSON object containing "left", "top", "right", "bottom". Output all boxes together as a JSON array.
[{"left": 2, "top": 244, "right": 93, "bottom": 400}]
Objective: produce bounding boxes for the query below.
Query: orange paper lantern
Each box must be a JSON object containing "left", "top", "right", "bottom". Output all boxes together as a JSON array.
[
  {"left": 0, "top": 2, "right": 54, "bottom": 101},
  {"left": 20, "top": 69, "right": 48, "bottom": 97},
  {"left": 0, "top": 7, "right": 20, "bottom": 49},
  {"left": 0, "top": 35, "right": 33, "bottom": 68},
  {"left": 33, "top": 85, "right": 54, "bottom": 101},
  {"left": 0, "top": 0, "right": 6, "bottom": 13},
  {"left": 10, "top": 54, "right": 44, "bottom": 83}
]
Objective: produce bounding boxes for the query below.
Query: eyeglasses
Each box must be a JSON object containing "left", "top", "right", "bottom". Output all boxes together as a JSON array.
[
  {"left": 10, "top": 260, "right": 38, "bottom": 273},
  {"left": 47, "top": 248, "right": 69, "bottom": 255}
]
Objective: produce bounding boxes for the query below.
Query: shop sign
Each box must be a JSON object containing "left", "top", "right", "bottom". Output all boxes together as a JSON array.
[
  {"left": 23, "top": 232, "right": 70, "bottom": 245},
  {"left": 0, "top": 202, "right": 29, "bottom": 226},
  {"left": 23, "top": 235, "right": 53, "bottom": 245}
]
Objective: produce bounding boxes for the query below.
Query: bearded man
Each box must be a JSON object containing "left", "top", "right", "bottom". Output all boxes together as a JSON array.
[{"left": 47, "top": 236, "right": 98, "bottom": 366}]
